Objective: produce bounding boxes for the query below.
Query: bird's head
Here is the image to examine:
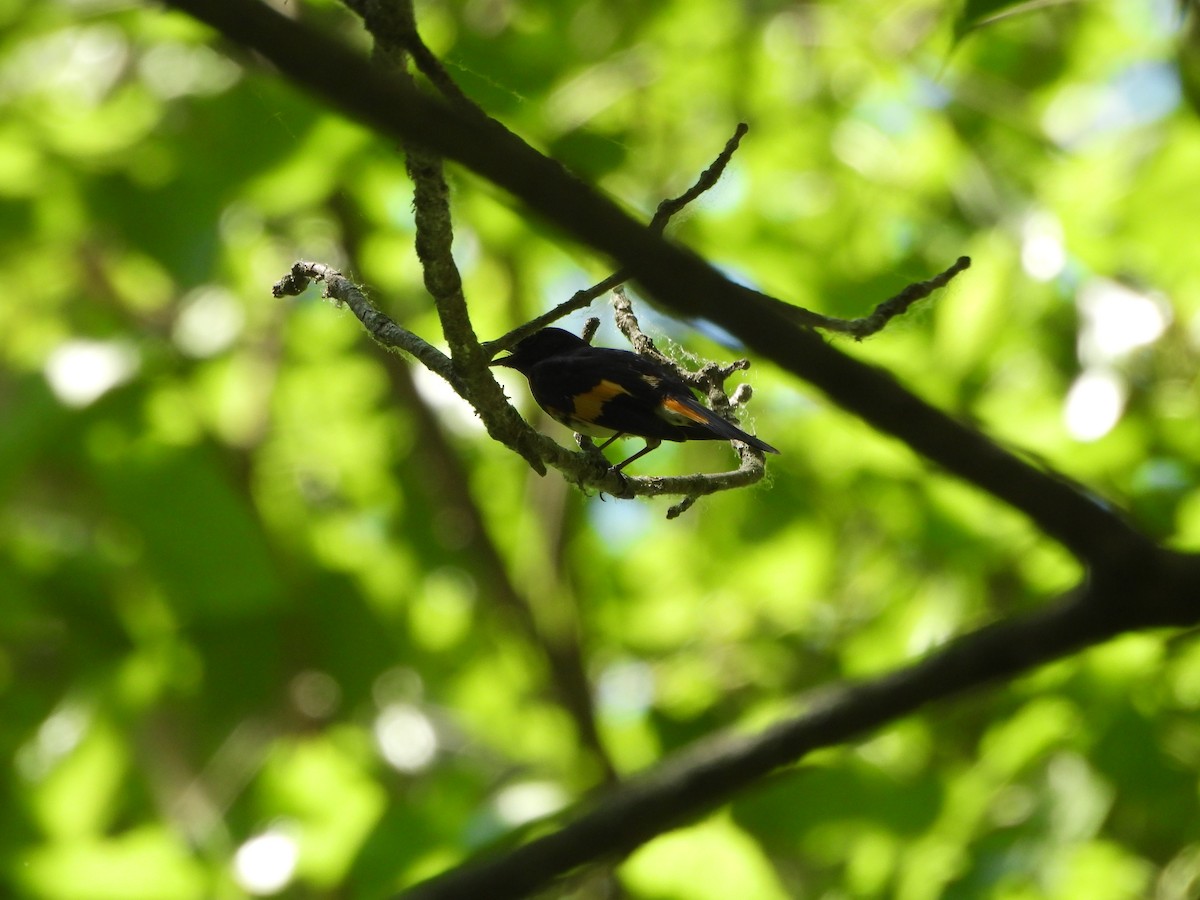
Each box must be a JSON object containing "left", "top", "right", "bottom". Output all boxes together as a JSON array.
[{"left": 489, "top": 327, "right": 589, "bottom": 373}]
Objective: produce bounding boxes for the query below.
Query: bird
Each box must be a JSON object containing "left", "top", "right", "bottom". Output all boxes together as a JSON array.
[{"left": 490, "top": 327, "right": 779, "bottom": 471}]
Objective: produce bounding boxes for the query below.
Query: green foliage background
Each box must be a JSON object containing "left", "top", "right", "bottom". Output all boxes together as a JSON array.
[{"left": 2, "top": 0, "right": 1199, "bottom": 897}]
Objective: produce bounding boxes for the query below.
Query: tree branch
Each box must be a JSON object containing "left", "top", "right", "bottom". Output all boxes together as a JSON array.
[
  {"left": 775, "top": 255, "right": 973, "bottom": 338},
  {"left": 275, "top": 261, "right": 771, "bottom": 507},
  {"left": 398, "top": 546, "right": 1200, "bottom": 899},
  {"left": 272, "top": 261, "right": 462, "bottom": 392},
  {"left": 161, "top": 0, "right": 1141, "bottom": 563},
  {"left": 325, "top": 188, "right": 620, "bottom": 784}
]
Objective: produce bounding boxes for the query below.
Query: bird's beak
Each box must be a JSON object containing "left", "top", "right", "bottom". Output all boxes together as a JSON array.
[{"left": 489, "top": 356, "right": 514, "bottom": 368}]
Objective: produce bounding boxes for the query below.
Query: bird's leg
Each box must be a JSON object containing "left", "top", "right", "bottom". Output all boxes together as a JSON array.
[
  {"left": 600, "top": 434, "right": 628, "bottom": 453},
  {"left": 614, "top": 439, "right": 662, "bottom": 471}
]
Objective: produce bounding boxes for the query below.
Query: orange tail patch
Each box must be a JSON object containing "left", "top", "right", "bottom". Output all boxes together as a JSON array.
[{"left": 660, "top": 396, "right": 711, "bottom": 425}]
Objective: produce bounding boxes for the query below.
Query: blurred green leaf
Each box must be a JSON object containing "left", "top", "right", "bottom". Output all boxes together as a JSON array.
[
  {"left": 1, "top": 0, "right": 1197, "bottom": 896},
  {"left": 91, "top": 441, "right": 282, "bottom": 619},
  {"left": 15, "top": 826, "right": 208, "bottom": 900}
]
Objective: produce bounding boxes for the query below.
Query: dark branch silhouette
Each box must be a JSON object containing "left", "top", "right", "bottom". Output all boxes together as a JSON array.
[
  {"left": 161, "top": 1, "right": 1200, "bottom": 897},
  {"left": 398, "top": 550, "right": 1200, "bottom": 899},
  {"left": 161, "top": 0, "right": 1142, "bottom": 564}
]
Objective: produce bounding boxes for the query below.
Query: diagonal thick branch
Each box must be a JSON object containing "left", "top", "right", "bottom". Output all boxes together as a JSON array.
[
  {"left": 485, "top": 122, "right": 753, "bottom": 356},
  {"left": 160, "top": 0, "right": 1141, "bottom": 565},
  {"left": 400, "top": 546, "right": 1200, "bottom": 899}
]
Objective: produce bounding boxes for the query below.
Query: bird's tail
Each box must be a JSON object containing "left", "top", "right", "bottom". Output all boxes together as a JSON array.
[{"left": 664, "top": 396, "right": 780, "bottom": 455}]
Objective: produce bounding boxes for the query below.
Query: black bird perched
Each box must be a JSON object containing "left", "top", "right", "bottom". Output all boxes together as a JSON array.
[{"left": 491, "top": 327, "right": 780, "bottom": 471}]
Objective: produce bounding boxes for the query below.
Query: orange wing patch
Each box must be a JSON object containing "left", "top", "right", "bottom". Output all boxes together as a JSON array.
[
  {"left": 572, "top": 379, "right": 631, "bottom": 422},
  {"left": 659, "top": 396, "right": 711, "bottom": 425}
]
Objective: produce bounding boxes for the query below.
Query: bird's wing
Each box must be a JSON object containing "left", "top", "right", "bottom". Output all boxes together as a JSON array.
[{"left": 528, "top": 348, "right": 779, "bottom": 453}]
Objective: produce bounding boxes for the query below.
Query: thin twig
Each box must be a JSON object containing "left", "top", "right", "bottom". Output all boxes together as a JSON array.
[
  {"left": 483, "top": 124, "right": 751, "bottom": 357},
  {"left": 273, "top": 261, "right": 463, "bottom": 392},
  {"left": 580, "top": 317, "right": 601, "bottom": 343},
  {"left": 769, "top": 256, "right": 973, "bottom": 338},
  {"left": 395, "top": 11, "right": 479, "bottom": 112},
  {"left": 666, "top": 496, "right": 698, "bottom": 519},
  {"left": 273, "top": 261, "right": 768, "bottom": 505},
  {"left": 649, "top": 122, "right": 749, "bottom": 230}
]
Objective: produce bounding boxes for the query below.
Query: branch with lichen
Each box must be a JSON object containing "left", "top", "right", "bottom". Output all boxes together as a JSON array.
[
  {"left": 269, "top": 139, "right": 964, "bottom": 517},
  {"left": 267, "top": 0, "right": 966, "bottom": 521},
  {"left": 273, "top": 259, "right": 770, "bottom": 512},
  {"left": 271, "top": 118, "right": 781, "bottom": 515},
  {"left": 272, "top": 262, "right": 462, "bottom": 392},
  {"left": 280, "top": 5, "right": 771, "bottom": 514}
]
